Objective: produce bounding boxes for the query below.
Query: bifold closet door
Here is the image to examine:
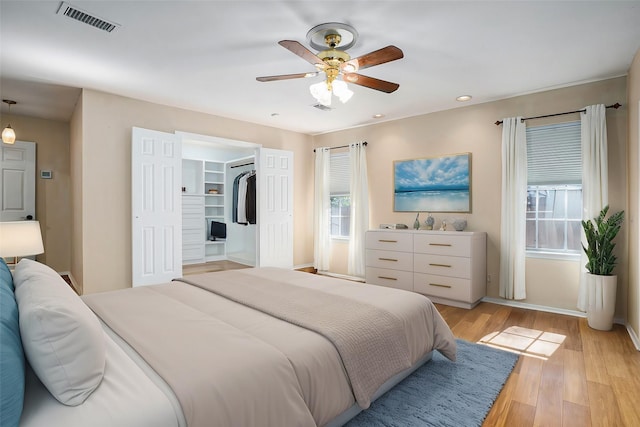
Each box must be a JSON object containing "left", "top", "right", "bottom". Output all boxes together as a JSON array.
[
  {"left": 258, "top": 148, "right": 293, "bottom": 268},
  {"left": 131, "top": 127, "right": 182, "bottom": 286}
]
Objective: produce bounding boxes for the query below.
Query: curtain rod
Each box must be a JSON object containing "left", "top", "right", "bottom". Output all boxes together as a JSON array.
[
  {"left": 313, "top": 141, "right": 367, "bottom": 152},
  {"left": 494, "top": 103, "right": 621, "bottom": 126}
]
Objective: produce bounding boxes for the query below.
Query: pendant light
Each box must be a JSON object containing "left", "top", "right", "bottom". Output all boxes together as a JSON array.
[{"left": 2, "top": 100, "right": 17, "bottom": 144}]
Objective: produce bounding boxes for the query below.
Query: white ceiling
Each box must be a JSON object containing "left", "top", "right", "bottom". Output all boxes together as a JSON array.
[{"left": 1, "top": 1, "right": 640, "bottom": 135}]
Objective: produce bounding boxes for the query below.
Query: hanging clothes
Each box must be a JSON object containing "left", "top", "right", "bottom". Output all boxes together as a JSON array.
[
  {"left": 246, "top": 172, "right": 256, "bottom": 224},
  {"left": 232, "top": 170, "right": 256, "bottom": 225},
  {"left": 232, "top": 172, "right": 245, "bottom": 223}
]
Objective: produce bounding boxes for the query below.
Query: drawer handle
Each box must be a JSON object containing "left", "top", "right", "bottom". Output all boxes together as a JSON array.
[
  {"left": 379, "top": 257, "right": 398, "bottom": 262},
  {"left": 429, "top": 243, "right": 452, "bottom": 247},
  {"left": 429, "top": 263, "right": 451, "bottom": 268},
  {"left": 429, "top": 283, "right": 452, "bottom": 289},
  {"left": 379, "top": 239, "right": 398, "bottom": 243},
  {"left": 378, "top": 276, "right": 398, "bottom": 281}
]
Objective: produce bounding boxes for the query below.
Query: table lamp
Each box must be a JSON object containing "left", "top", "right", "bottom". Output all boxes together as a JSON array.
[{"left": 0, "top": 221, "right": 45, "bottom": 265}]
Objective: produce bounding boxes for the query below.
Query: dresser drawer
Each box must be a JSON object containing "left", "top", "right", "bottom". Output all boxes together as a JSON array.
[
  {"left": 366, "top": 249, "right": 413, "bottom": 271},
  {"left": 183, "top": 244, "right": 204, "bottom": 261},
  {"left": 413, "top": 273, "right": 472, "bottom": 302},
  {"left": 414, "top": 253, "right": 470, "bottom": 279},
  {"left": 182, "top": 195, "right": 204, "bottom": 206},
  {"left": 365, "top": 231, "right": 413, "bottom": 252},
  {"left": 182, "top": 228, "right": 203, "bottom": 244},
  {"left": 366, "top": 267, "right": 413, "bottom": 292},
  {"left": 182, "top": 215, "right": 203, "bottom": 229},
  {"left": 413, "top": 233, "right": 470, "bottom": 257}
]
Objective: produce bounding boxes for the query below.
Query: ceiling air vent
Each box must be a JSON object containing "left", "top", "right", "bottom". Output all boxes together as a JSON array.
[
  {"left": 57, "top": 2, "right": 120, "bottom": 33},
  {"left": 312, "top": 104, "right": 333, "bottom": 111}
]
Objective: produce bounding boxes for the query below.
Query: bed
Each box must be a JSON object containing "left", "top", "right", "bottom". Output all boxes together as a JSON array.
[{"left": 1, "top": 258, "right": 456, "bottom": 427}]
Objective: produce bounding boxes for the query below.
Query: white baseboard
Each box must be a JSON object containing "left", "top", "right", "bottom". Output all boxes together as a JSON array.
[
  {"left": 317, "top": 271, "right": 365, "bottom": 283},
  {"left": 482, "top": 297, "right": 639, "bottom": 349},
  {"left": 481, "top": 296, "right": 587, "bottom": 318},
  {"left": 627, "top": 324, "right": 640, "bottom": 351}
]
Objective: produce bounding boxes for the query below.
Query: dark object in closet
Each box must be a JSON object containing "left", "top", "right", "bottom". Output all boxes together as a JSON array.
[{"left": 210, "top": 221, "right": 227, "bottom": 241}]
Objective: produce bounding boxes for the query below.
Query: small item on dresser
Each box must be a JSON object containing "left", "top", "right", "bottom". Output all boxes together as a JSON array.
[
  {"left": 439, "top": 220, "right": 447, "bottom": 231},
  {"left": 425, "top": 213, "right": 435, "bottom": 230},
  {"left": 379, "top": 224, "right": 408, "bottom": 229},
  {"left": 413, "top": 213, "right": 420, "bottom": 230},
  {"left": 452, "top": 219, "right": 467, "bottom": 231}
]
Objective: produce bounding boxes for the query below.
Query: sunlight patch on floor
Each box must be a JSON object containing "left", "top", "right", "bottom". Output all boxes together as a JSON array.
[{"left": 477, "top": 326, "right": 566, "bottom": 360}]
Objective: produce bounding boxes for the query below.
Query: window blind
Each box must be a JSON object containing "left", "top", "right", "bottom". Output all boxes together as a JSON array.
[
  {"left": 526, "top": 121, "right": 581, "bottom": 185},
  {"left": 330, "top": 152, "right": 350, "bottom": 195}
]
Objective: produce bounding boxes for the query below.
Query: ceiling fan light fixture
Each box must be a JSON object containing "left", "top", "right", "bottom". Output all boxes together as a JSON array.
[
  {"left": 310, "top": 81, "right": 332, "bottom": 106},
  {"left": 332, "top": 80, "right": 353, "bottom": 103}
]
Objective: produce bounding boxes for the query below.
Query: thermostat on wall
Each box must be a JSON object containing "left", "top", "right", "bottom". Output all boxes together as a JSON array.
[{"left": 40, "top": 170, "right": 52, "bottom": 179}]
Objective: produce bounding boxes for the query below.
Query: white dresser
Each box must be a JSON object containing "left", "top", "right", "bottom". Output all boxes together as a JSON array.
[
  {"left": 365, "top": 229, "right": 487, "bottom": 309},
  {"left": 182, "top": 195, "right": 205, "bottom": 264}
]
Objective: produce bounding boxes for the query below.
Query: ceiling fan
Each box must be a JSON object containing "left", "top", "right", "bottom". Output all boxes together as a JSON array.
[{"left": 256, "top": 23, "right": 404, "bottom": 106}]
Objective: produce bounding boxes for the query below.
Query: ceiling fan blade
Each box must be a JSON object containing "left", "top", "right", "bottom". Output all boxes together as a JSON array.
[
  {"left": 278, "top": 40, "right": 325, "bottom": 68},
  {"left": 342, "top": 45, "right": 404, "bottom": 73},
  {"left": 343, "top": 73, "right": 399, "bottom": 93},
  {"left": 256, "top": 72, "right": 319, "bottom": 82}
]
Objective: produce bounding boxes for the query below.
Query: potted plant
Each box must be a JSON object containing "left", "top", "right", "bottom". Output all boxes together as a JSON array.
[{"left": 582, "top": 205, "right": 625, "bottom": 330}]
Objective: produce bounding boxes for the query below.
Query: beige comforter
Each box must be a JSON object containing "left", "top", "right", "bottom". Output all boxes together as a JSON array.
[{"left": 83, "top": 268, "right": 456, "bottom": 427}]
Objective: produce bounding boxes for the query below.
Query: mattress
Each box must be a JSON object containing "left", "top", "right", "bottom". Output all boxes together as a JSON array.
[
  {"left": 20, "top": 324, "right": 185, "bottom": 427},
  {"left": 21, "top": 267, "right": 456, "bottom": 427}
]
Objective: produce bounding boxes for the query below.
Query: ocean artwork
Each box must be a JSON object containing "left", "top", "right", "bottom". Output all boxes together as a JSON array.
[{"left": 394, "top": 153, "right": 471, "bottom": 212}]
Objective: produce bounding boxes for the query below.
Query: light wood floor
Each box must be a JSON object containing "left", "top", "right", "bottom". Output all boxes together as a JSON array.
[
  {"left": 436, "top": 302, "right": 640, "bottom": 427},
  {"left": 182, "top": 260, "right": 250, "bottom": 275},
  {"left": 184, "top": 263, "right": 640, "bottom": 425}
]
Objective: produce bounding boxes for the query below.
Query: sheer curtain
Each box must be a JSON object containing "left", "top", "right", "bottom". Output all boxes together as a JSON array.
[
  {"left": 347, "top": 142, "right": 369, "bottom": 278},
  {"left": 577, "top": 104, "right": 608, "bottom": 311},
  {"left": 500, "top": 117, "right": 528, "bottom": 300},
  {"left": 314, "top": 147, "right": 331, "bottom": 272}
]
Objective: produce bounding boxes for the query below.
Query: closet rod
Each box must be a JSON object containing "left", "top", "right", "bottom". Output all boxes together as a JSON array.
[
  {"left": 230, "top": 162, "right": 254, "bottom": 169},
  {"left": 494, "top": 103, "right": 621, "bottom": 126},
  {"left": 313, "top": 141, "right": 367, "bottom": 152}
]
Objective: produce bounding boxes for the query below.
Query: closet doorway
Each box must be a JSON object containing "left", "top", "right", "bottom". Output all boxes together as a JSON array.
[
  {"left": 132, "top": 128, "right": 293, "bottom": 286},
  {"left": 179, "top": 132, "right": 293, "bottom": 269}
]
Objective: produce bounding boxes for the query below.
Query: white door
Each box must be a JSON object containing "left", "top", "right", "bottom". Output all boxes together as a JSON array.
[
  {"left": 258, "top": 148, "right": 293, "bottom": 268},
  {"left": 0, "top": 141, "right": 36, "bottom": 221},
  {"left": 131, "top": 127, "right": 182, "bottom": 286}
]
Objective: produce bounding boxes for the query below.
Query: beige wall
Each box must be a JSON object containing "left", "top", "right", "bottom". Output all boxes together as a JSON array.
[
  {"left": 313, "top": 77, "right": 628, "bottom": 313},
  {"left": 627, "top": 48, "right": 640, "bottom": 338},
  {"left": 73, "top": 89, "right": 314, "bottom": 294},
  {"left": 3, "top": 114, "right": 71, "bottom": 273},
  {"left": 70, "top": 96, "right": 84, "bottom": 293}
]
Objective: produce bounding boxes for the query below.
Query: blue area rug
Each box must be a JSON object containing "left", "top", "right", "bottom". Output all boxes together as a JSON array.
[{"left": 345, "top": 339, "right": 519, "bottom": 427}]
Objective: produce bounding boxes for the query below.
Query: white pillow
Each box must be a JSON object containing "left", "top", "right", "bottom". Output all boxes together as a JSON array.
[{"left": 13, "top": 259, "right": 106, "bottom": 406}]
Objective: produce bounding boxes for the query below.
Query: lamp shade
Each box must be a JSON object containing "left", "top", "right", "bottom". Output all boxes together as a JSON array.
[
  {"left": 0, "top": 221, "right": 44, "bottom": 258},
  {"left": 2, "top": 125, "right": 16, "bottom": 144}
]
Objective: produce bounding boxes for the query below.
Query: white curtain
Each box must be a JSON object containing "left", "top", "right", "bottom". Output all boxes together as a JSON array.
[
  {"left": 347, "top": 142, "right": 369, "bottom": 278},
  {"left": 577, "top": 104, "right": 608, "bottom": 311},
  {"left": 500, "top": 117, "right": 528, "bottom": 300},
  {"left": 314, "top": 147, "right": 331, "bottom": 272}
]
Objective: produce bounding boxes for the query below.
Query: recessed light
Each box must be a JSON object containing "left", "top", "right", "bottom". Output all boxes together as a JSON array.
[
  {"left": 372, "top": 113, "right": 385, "bottom": 119},
  {"left": 270, "top": 113, "right": 279, "bottom": 117},
  {"left": 456, "top": 95, "right": 472, "bottom": 102}
]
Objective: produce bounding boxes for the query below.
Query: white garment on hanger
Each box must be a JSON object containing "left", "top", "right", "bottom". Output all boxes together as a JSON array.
[{"left": 237, "top": 173, "right": 249, "bottom": 224}]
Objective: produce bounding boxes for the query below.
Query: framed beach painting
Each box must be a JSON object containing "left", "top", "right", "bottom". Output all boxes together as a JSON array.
[{"left": 394, "top": 153, "right": 471, "bottom": 212}]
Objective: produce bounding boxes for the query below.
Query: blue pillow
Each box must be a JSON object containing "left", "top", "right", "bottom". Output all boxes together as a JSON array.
[{"left": 0, "top": 257, "right": 25, "bottom": 427}]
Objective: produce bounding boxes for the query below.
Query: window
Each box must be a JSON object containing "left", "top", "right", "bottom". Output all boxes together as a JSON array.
[
  {"left": 330, "top": 152, "right": 351, "bottom": 238},
  {"left": 525, "top": 121, "right": 582, "bottom": 255}
]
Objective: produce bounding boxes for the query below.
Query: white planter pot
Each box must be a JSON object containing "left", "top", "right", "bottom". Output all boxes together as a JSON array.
[{"left": 585, "top": 273, "right": 617, "bottom": 331}]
